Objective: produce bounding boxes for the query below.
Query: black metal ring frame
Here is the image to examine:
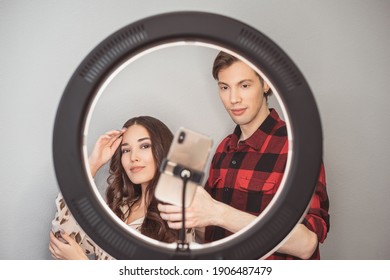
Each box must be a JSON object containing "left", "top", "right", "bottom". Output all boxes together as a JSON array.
[{"left": 53, "top": 11, "right": 322, "bottom": 259}]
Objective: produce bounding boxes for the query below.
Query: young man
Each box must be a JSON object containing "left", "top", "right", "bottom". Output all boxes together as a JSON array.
[{"left": 159, "top": 52, "right": 329, "bottom": 259}]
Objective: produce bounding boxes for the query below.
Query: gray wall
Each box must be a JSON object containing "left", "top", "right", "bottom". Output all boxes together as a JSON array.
[{"left": 1, "top": 0, "right": 389, "bottom": 259}]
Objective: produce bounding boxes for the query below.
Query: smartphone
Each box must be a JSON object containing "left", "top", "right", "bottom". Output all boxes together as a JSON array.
[{"left": 155, "top": 127, "right": 212, "bottom": 207}]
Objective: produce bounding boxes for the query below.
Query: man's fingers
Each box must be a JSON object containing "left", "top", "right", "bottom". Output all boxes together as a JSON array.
[
  {"left": 167, "top": 221, "right": 183, "bottom": 230},
  {"left": 158, "top": 203, "right": 198, "bottom": 228},
  {"left": 160, "top": 212, "right": 184, "bottom": 222},
  {"left": 158, "top": 203, "right": 182, "bottom": 213}
]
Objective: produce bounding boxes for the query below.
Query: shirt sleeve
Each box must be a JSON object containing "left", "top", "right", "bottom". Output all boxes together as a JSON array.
[{"left": 301, "top": 163, "right": 330, "bottom": 243}]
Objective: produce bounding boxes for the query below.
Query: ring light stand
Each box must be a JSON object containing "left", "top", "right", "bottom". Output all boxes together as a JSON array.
[
  {"left": 159, "top": 158, "right": 205, "bottom": 252},
  {"left": 53, "top": 11, "right": 323, "bottom": 259}
]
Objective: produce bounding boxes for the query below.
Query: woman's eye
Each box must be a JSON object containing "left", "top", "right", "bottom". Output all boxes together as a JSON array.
[
  {"left": 141, "top": 143, "right": 151, "bottom": 149},
  {"left": 122, "top": 149, "right": 130, "bottom": 154}
]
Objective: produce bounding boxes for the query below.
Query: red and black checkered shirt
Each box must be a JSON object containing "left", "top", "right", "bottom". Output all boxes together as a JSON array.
[{"left": 204, "top": 109, "right": 329, "bottom": 259}]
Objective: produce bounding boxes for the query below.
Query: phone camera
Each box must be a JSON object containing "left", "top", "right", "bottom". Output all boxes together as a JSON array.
[{"left": 178, "top": 131, "right": 186, "bottom": 144}]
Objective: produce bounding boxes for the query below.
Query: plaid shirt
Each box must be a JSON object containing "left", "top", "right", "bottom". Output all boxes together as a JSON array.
[{"left": 204, "top": 109, "right": 329, "bottom": 259}]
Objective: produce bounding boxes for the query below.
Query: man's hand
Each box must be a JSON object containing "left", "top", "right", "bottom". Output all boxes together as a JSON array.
[
  {"left": 158, "top": 186, "right": 218, "bottom": 229},
  {"left": 159, "top": 186, "right": 257, "bottom": 237}
]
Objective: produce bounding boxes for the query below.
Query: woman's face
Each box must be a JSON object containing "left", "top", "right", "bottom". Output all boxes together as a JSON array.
[{"left": 120, "top": 124, "right": 156, "bottom": 188}]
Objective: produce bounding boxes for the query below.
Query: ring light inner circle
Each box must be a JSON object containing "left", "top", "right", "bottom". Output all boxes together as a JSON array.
[{"left": 81, "top": 40, "right": 293, "bottom": 253}]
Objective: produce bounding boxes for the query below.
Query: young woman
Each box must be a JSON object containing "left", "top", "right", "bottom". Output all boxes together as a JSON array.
[{"left": 49, "top": 116, "right": 185, "bottom": 259}]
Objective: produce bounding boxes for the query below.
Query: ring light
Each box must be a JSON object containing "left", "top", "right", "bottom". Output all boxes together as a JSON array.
[{"left": 53, "top": 11, "right": 322, "bottom": 259}]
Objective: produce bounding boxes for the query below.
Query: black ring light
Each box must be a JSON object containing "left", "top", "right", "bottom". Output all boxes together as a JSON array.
[{"left": 53, "top": 11, "right": 322, "bottom": 259}]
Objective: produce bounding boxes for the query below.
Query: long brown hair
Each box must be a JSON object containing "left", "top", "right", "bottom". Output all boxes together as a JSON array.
[{"left": 105, "top": 116, "right": 178, "bottom": 242}]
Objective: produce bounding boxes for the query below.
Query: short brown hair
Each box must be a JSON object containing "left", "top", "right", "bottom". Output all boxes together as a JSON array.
[{"left": 212, "top": 51, "right": 272, "bottom": 98}]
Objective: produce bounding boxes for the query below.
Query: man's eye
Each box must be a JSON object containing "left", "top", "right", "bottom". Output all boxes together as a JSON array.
[
  {"left": 242, "top": 84, "right": 250, "bottom": 88},
  {"left": 220, "top": 86, "right": 228, "bottom": 91}
]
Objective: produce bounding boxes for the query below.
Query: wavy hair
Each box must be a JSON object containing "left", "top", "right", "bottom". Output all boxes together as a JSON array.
[{"left": 105, "top": 116, "right": 178, "bottom": 242}]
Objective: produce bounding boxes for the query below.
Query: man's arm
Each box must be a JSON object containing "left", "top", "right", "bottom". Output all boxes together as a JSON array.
[
  {"left": 209, "top": 195, "right": 319, "bottom": 259},
  {"left": 158, "top": 186, "right": 318, "bottom": 259}
]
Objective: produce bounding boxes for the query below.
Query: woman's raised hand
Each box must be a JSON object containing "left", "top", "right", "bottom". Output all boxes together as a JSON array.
[{"left": 88, "top": 128, "right": 127, "bottom": 177}]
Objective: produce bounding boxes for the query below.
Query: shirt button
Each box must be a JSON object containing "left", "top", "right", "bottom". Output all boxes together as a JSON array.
[{"left": 232, "top": 160, "right": 237, "bottom": 165}]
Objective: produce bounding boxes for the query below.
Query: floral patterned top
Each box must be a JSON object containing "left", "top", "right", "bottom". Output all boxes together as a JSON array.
[{"left": 51, "top": 193, "right": 195, "bottom": 260}]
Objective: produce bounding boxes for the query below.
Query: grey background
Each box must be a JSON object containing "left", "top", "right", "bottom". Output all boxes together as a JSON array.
[{"left": 1, "top": 0, "right": 389, "bottom": 259}]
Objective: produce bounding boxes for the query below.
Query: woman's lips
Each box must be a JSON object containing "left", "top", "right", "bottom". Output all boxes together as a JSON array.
[{"left": 130, "top": 166, "right": 144, "bottom": 173}]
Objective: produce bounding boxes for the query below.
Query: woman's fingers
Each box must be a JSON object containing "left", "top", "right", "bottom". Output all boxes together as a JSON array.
[
  {"left": 89, "top": 128, "right": 127, "bottom": 174},
  {"left": 110, "top": 134, "right": 124, "bottom": 151},
  {"left": 105, "top": 128, "right": 127, "bottom": 140},
  {"left": 105, "top": 129, "right": 125, "bottom": 147},
  {"left": 59, "top": 232, "right": 74, "bottom": 245},
  {"left": 49, "top": 231, "right": 61, "bottom": 259}
]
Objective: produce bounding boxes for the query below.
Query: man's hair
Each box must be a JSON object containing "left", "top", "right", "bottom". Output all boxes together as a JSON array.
[{"left": 212, "top": 51, "right": 273, "bottom": 98}]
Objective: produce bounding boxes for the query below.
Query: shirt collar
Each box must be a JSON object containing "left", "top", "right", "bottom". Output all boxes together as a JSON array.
[{"left": 227, "top": 109, "right": 281, "bottom": 151}]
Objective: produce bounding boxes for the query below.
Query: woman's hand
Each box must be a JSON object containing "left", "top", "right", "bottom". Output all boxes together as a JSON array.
[
  {"left": 49, "top": 231, "right": 89, "bottom": 260},
  {"left": 88, "top": 128, "right": 126, "bottom": 177}
]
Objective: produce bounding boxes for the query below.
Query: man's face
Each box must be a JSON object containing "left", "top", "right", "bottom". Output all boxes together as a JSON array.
[{"left": 217, "top": 61, "right": 269, "bottom": 128}]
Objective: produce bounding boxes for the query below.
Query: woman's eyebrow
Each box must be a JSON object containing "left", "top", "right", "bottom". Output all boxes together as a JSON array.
[
  {"left": 120, "top": 137, "right": 150, "bottom": 147},
  {"left": 137, "top": 137, "right": 150, "bottom": 142}
]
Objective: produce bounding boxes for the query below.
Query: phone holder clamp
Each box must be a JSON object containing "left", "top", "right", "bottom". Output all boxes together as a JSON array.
[{"left": 160, "top": 158, "right": 204, "bottom": 184}]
